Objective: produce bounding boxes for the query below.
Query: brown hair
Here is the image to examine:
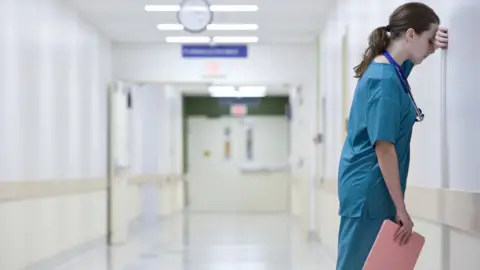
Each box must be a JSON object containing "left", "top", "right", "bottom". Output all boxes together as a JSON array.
[{"left": 353, "top": 2, "right": 440, "bottom": 78}]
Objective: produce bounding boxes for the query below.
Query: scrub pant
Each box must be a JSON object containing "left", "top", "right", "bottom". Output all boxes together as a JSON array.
[{"left": 336, "top": 212, "right": 394, "bottom": 270}]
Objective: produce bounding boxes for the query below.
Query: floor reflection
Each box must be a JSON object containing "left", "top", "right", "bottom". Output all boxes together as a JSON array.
[{"left": 51, "top": 213, "right": 334, "bottom": 270}]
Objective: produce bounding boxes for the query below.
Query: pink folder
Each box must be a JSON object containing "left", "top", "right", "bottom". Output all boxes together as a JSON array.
[{"left": 363, "top": 219, "right": 425, "bottom": 270}]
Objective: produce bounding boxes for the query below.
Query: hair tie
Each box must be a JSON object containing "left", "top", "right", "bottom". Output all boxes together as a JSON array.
[{"left": 384, "top": 25, "right": 391, "bottom": 32}]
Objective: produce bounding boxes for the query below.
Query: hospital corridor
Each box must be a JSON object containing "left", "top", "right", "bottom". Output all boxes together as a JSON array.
[{"left": 1, "top": 0, "right": 479, "bottom": 269}]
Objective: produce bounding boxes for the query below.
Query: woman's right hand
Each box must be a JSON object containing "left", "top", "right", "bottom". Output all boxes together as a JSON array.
[{"left": 395, "top": 209, "right": 414, "bottom": 246}]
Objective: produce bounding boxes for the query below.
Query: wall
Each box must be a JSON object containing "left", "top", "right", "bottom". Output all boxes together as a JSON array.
[
  {"left": 0, "top": 0, "right": 112, "bottom": 268},
  {"left": 312, "top": 0, "right": 480, "bottom": 268}
]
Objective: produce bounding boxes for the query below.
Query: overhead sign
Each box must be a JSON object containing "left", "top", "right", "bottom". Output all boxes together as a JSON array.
[{"left": 182, "top": 45, "right": 248, "bottom": 58}]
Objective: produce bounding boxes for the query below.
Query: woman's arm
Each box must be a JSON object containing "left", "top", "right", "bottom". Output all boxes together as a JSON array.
[
  {"left": 374, "top": 141, "right": 406, "bottom": 212},
  {"left": 375, "top": 140, "right": 414, "bottom": 246}
]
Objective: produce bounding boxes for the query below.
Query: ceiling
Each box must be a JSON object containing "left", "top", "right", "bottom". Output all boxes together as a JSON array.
[{"left": 64, "top": 0, "right": 335, "bottom": 44}]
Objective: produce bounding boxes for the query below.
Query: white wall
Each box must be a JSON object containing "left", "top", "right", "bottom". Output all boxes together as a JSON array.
[
  {"left": 0, "top": 0, "right": 112, "bottom": 268},
  {"left": 0, "top": 0, "right": 112, "bottom": 181},
  {"left": 313, "top": 0, "right": 480, "bottom": 267}
]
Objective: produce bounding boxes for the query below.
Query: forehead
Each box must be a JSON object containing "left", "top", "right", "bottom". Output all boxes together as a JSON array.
[{"left": 423, "top": 23, "right": 438, "bottom": 38}]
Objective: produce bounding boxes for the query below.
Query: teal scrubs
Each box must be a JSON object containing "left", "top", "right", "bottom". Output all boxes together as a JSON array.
[{"left": 336, "top": 59, "right": 416, "bottom": 270}]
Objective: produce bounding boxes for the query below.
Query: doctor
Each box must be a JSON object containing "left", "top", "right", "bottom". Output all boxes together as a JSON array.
[{"left": 336, "top": 2, "right": 448, "bottom": 269}]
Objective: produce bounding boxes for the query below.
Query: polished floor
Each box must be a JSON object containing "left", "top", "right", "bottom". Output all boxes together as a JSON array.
[{"left": 48, "top": 213, "right": 335, "bottom": 270}]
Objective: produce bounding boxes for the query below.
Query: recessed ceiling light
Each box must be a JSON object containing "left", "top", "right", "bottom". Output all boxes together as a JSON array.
[
  {"left": 157, "top": 24, "right": 185, "bottom": 31},
  {"left": 208, "top": 24, "right": 258, "bottom": 31},
  {"left": 165, "top": 36, "right": 260, "bottom": 44},
  {"left": 145, "top": 5, "right": 180, "bottom": 12},
  {"left": 208, "top": 86, "right": 236, "bottom": 92},
  {"left": 208, "top": 85, "right": 267, "bottom": 98},
  {"left": 209, "top": 5, "right": 259, "bottom": 12},
  {"left": 213, "top": 36, "right": 259, "bottom": 43},
  {"left": 157, "top": 24, "right": 259, "bottom": 31},
  {"left": 145, "top": 5, "right": 258, "bottom": 12},
  {"left": 165, "top": 36, "right": 211, "bottom": 43}
]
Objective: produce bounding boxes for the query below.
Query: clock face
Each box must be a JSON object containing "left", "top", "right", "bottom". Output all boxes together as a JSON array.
[{"left": 177, "top": 0, "right": 213, "bottom": 33}]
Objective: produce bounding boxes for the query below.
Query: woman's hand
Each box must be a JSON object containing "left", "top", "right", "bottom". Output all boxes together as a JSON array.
[
  {"left": 395, "top": 208, "right": 414, "bottom": 246},
  {"left": 435, "top": 26, "right": 448, "bottom": 50}
]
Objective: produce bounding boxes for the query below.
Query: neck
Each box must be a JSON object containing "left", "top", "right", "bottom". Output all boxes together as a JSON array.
[{"left": 386, "top": 41, "right": 409, "bottom": 65}]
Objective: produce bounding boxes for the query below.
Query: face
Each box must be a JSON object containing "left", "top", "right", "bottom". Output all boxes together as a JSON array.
[{"left": 405, "top": 23, "right": 438, "bottom": 64}]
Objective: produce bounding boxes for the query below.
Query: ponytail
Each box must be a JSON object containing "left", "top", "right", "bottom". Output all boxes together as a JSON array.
[{"left": 353, "top": 26, "right": 391, "bottom": 78}]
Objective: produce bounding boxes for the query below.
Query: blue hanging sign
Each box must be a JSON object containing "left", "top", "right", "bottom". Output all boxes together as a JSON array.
[{"left": 182, "top": 44, "right": 248, "bottom": 58}]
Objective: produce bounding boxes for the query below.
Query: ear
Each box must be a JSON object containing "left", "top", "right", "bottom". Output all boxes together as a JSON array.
[{"left": 405, "top": 28, "right": 416, "bottom": 41}]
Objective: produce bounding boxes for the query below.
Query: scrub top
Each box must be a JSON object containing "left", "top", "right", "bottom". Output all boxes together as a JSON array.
[{"left": 338, "top": 60, "right": 416, "bottom": 219}]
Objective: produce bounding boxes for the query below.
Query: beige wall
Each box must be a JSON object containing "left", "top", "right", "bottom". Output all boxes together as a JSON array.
[
  {"left": 0, "top": 175, "right": 184, "bottom": 270},
  {"left": 0, "top": 180, "right": 107, "bottom": 270}
]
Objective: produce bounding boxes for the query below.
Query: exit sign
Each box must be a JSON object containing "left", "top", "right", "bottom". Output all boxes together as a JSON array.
[{"left": 230, "top": 104, "right": 247, "bottom": 116}]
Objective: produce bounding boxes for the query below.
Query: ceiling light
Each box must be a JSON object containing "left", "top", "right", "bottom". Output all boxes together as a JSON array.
[
  {"left": 208, "top": 85, "right": 267, "bottom": 98},
  {"left": 145, "top": 5, "right": 258, "bottom": 12},
  {"left": 213, "top": 36, "right": 259, "bottom": 43},
  {"left": 145, "top": 5, "right": 179, "bottom": 12},
  {"left": 209, "top": 5, "right": 259, "bottom": 12},
  {"left": 157, "top": 24, "right": 185, "bottom": 31},
  {"left": 210, "top": 92, "right": 266, "bottom": 98},
  {"left": 165, "top": 36, "right": 210, "bottom": 43},
  {"left": 208, "top": 86, "right": 236, "bottom": 92},
  {"left": 237, "top": 86, "right": 267, "bottom": 97},
  {"left": 207, "top": 24, "right": 258, "bottom": 31},
  {"left": 157, "top": 24, "right": 259, "bottom": 31},
  {"left": 239, "top": 86, "right": 267, "bottom": 92}
]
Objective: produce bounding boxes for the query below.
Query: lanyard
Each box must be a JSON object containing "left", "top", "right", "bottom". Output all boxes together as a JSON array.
[
  {"left": 383, "top": 51, "right": 424, "bottom": 122},
  {"left": 383, "top": 51, "right": 410, "bottom": 93}
]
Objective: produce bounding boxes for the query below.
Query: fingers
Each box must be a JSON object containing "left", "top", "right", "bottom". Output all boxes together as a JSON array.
[
  {"left": 435, "top": 27, "right": 449, "bottom": 50},
  {"left": 394, "top": 224, "right": 413, "bottom": 246},
  {"left": 436, "top": 36, "right": 448, "bottom": 43},
  {"left": 395, "top": 228, "right": 412, "bottom": 246},
  {"left": 437, "top": 27, "right": 448, "bottom": 37}
]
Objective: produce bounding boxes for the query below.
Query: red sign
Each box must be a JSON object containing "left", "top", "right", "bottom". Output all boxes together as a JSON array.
[{"left": 230, "top": 104, "right": 247, "bottom": 116}]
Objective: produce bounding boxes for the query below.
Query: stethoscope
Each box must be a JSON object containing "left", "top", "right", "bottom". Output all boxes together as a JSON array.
[{"left": 383, "top": 51, "right": 425, "bottom": 122}]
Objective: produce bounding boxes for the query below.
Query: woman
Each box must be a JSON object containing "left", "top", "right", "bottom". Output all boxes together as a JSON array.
[{"left": 336, "top": 2, "right": 448, "bottom": 269}]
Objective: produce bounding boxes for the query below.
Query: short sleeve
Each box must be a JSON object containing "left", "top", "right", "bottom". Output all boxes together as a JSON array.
[
  {"left": 366, "top": 84, "right": 401, "bottom": 146},
  {"left": 401, "top": 60, "right": 414, "bottom": 78}
]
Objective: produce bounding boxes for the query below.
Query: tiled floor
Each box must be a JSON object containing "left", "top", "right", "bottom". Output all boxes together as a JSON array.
[{"left": 51, "top": 213, "right": 335, "bottom": 270}]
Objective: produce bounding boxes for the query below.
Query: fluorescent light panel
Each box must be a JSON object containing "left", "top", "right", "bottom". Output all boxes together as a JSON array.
[
  {"left": 208, "top": 86, "right": 267, "bottom": 98},
  {"left": 145, "top": 5, "right": 258, "bottom": 12},
  {"left": 209, "top": 24, "right": 258, "bottom": 30},
  {"left": 165, "top": 36, "right": 210, "bottom": 43},
  {"left": 213, "top": 36, "right": 259, "bottom": 43},
  {"left": 165, "top": 36, "right": 259, "bottom": 43},
  {"left": 145, "top": 5, "right": 179, "bottom": 12},
  {"left": 157, "top": 24, "right": 258, "bottom": 31},
  {"left": 210, "top": 5, "right": 258, "bottom": 12},
  {"left": 157, "top": 24, "right": 185, "bottom": 30}
]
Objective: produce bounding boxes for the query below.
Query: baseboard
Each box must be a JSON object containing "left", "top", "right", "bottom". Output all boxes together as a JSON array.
[{"left": 25, "top": 236, "right": 106, "bottom": 270}]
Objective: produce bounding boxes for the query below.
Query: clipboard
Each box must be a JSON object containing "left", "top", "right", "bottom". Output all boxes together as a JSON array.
[{"left": 363, "top": 219, "right": 425, "bottom": 270}]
